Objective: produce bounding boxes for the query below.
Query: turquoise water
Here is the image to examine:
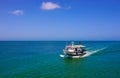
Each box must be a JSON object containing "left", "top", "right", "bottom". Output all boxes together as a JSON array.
[{"left": 0, "top": 41, "right": 120, "bottom": 78}]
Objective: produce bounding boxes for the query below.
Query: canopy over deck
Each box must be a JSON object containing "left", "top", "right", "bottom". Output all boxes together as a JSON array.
[{"left": 66, "top": 45, "right": 86, "bottom": 48}]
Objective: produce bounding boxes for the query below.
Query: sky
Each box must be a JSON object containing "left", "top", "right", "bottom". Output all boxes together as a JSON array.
[{"left": 0, "top": 0, "right": 120, "bottom": 41}]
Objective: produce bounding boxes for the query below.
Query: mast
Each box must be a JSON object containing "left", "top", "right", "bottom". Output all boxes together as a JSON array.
[
  {"left": 79, "top": 41, "right": 82, "bottom": 45},
  {"left": 72, "top": 41, "right": 74, "bottom": 46}
]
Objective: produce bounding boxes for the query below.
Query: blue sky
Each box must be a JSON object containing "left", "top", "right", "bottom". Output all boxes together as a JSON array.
[{"left": 0, "top": 0, "right": 120, "bottom": 41}]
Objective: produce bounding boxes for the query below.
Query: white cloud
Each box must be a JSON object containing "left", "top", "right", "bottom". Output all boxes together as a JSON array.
[
  {"left": 9, "top": 10, "right": 24, "bottom": 16},
  {"left": 40, "top": 2, "right": 61, "bottom": 10}
]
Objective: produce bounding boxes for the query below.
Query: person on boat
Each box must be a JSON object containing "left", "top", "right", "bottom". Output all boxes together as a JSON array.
[{"left": 75, "top": 48, "right": 78, "bottom": 55}]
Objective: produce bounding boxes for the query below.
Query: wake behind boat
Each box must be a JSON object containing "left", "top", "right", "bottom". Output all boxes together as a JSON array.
[{"left": 60, "top": 41, "right": 87, "bottom": 58}]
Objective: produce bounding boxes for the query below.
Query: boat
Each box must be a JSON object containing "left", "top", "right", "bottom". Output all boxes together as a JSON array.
[{"left": 60, "top": 41, "right": 87, "bottom": 58}]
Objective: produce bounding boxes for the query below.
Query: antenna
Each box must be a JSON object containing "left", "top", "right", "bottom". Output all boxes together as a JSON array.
[{"left": 72, "top": 41, "right": 74, "bottom": 46}]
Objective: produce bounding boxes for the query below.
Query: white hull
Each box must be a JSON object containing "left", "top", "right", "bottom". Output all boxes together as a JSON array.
[{"left": 60, "top": 54, "right": 86, "bottom": 58}]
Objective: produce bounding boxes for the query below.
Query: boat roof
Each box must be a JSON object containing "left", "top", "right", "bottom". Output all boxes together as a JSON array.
[{"left": 66, "top": 45, "right": 86, "bottom": 48}]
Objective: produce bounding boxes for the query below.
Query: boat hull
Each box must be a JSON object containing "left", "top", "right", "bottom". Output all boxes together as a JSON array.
[{"left": 60, "top": 53, "right": 86, "bottom": 58}]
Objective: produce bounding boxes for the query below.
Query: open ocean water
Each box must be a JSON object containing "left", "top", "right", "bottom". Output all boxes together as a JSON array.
[{"left": 0, "top": 41, "right": 120, "bottom": 78}]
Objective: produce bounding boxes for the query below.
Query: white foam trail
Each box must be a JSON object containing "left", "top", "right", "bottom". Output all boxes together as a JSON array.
[{"left": 82, "top": 47, "right": 107, "bottom": 58}]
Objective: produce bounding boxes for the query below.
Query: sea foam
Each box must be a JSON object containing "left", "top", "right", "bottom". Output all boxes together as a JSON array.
[{"left": 82, "top": 47, "right": 107, "bottom": 58}]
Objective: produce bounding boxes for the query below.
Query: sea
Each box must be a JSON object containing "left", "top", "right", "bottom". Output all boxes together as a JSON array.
[{"left": 0, "top": 41, "right": 120, "bottom": 78}]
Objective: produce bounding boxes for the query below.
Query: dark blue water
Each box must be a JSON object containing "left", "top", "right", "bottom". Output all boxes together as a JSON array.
[{"left": 0, "top": 41, "right": 120, "bottom": 78}]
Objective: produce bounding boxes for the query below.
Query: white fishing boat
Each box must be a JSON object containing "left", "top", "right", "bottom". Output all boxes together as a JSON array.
[{"left": 60, "top": 41, "right": 87, "bottom": 58}]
